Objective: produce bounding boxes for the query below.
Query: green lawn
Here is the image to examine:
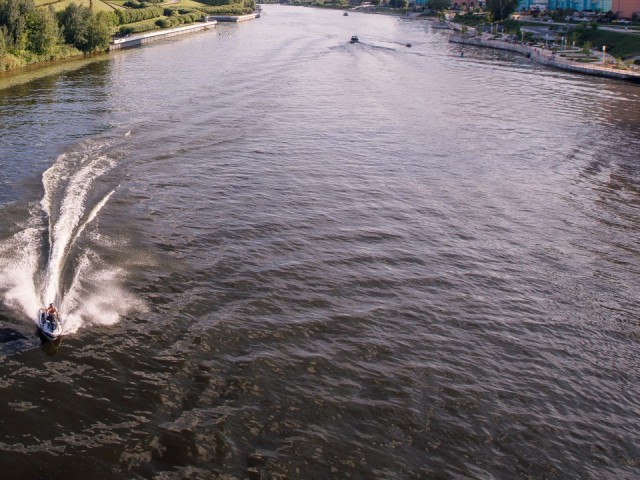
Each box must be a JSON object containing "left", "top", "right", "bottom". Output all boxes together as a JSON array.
[
  {"left": 579, "top": 28, "right": 640, "bottom": 59},
  {"left": 36, "top": 0, "right": 224, "bottom": 12},
  {"left": 35, "top": 0, "right": 118, "bottom": 12}
]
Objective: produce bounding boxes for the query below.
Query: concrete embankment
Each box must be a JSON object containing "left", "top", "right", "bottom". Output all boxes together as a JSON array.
[
  {"left": 449, "top": 35, "right": 640, "bottom": 83},
  {"left": 205, "top": 13, "right": 260, "bottom": 23},
  {"left": 109, "top": 21, "right": 218, "bottom": 51}
]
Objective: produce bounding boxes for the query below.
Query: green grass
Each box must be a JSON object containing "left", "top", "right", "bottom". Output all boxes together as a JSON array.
[
  {"left": 574, "top": 28, "right": 640, "bottom": 59},
  {"left": 183, "top": 0, "right": 218, "bottom": 7},
  {"left": 33, "top": 0, "right": 253, "bottom": 39},
  {"left": 119, "top": 17, "right": 161, "bottom": 34},
  {"left": 35, "top": 0, "right": 117, "bottom": 12}
]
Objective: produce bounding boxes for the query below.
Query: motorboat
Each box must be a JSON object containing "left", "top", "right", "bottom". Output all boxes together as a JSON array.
[
  {"left": 344, "top": 11, "right": 349, "bottom": 16},
  {"left": 38, "top": 308, "right": 62, "bottom": 340},
  {"left": 350, "top": 35, "right": 359, "bottom": 44}
]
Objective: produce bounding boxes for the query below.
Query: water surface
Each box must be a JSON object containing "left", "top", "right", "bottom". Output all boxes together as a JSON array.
[{"left": 0, "top": 6, "right": 639, "bottom": 479}]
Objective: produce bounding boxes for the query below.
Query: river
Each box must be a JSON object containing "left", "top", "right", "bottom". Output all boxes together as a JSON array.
[{"left": 0, "top": 5, "right": 639, "bottom": 479}]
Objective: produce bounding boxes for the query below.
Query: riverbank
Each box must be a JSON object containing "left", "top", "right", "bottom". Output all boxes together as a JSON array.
[
  {"left": 0, "top": 12, "right": 261, "bottom": 89},
  {"left": 109, "top": 20, "right": 218, "bottom": 51},
  {"left": 448, "top": 29, "right": 640, "bottom": 82},
  {"left": 206, "top": 13, "right": 260, "bottom": 22},
  {"left": 109, "top": 13, "right": 261, "bottom": 51}
]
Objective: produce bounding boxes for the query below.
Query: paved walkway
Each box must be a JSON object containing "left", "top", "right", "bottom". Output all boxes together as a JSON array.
[{"left": 449, "top": 29, "right": 640, "bottom": 82}]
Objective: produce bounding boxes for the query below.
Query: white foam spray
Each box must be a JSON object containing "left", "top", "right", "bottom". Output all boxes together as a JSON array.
[
  {"left": 0, "top": 139, "right": 145, "bottom": 334},
  {"left": 41, "top": 143, "right": 116, "bottom": 305},
  {"left": 0, "top": 210, "right": 45, "bottom": 317}
]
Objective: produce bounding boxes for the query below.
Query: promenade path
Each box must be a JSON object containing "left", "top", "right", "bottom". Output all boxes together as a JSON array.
[{"left": 448, "top": 29, "right": 640, "bottom": 82}]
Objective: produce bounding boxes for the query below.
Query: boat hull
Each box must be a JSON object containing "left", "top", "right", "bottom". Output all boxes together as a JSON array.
[{"left": 38, "top": 309, "right": 62, "bottom": 340}]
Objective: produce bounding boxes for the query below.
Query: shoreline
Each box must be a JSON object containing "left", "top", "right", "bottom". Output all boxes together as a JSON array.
[
  {"left": 0, "top": 14, "right": 260, "bottom": 89},
  {"left": 448, "top": 30, "right": 640, "bottom": 83},
  {"left": 109, "top": 20, "right": 218, "bottom": 51},
  {"left": 0, "top": 53, "right": 110, "bottom": 91}
]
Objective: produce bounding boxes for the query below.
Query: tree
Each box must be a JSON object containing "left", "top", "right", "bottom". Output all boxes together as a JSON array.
[
  {"left": 58, "top": 3, "right": 113, "bottom": 53},
  {"left": 427, "top": 0, "right": 451, "bottom": 10},
  {"left": 84, "top": 11, "right": 114, "bottom": 52},
  {"left": 0, "top": 27, "right": 6, "bottom": 62},
  {"left": 485, "top": 0, "right": 517, "bottom": 21},
  {"left": 26, "top": 6, "right": 60, "bottom": 55},
  {"left": 0, "top": 0, "right": 36, "bottom": 50},
  {"left": 58, "top": 3, "right": 91, "bottom": 49},
  {"left": 388, "top": 0, "right": 408, "bottom": 7}
]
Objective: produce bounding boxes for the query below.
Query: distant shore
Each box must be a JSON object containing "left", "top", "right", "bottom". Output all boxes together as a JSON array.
[{"left": 447, "top": 27, "right": 640, "bottom": 83}]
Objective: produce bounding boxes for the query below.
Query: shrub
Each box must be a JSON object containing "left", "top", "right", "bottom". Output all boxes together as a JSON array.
[{"left": 115, "top": 6, "right": 163, "bottom": 25}]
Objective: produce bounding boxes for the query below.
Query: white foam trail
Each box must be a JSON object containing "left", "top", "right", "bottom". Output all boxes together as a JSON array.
[
  {"left": 73, "top": 188, "right": 117, "bottom": 248},
  {"left": 0, "top": 213, "right": 45, "bottom": 317},
  {"left": 0, "top": 139, "right": 146, "bottom": 335},
  {"left": 41, "top": 145, "right": 116, "bottom": 304},
  {"left": 60, "top": 250, "right": 146, "bottom": 335}
]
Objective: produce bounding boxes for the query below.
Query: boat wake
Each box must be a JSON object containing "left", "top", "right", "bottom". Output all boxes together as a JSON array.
[{"left": 0, "top": 139, "right": 144, "bottom": 336}]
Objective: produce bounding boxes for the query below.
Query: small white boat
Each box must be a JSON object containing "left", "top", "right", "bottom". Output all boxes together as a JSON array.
[
  {"left": 38, "top": 309, "right": 62, "bottom": 340},
  {"left": 350, "top": 35, "right": 359, "bottom": 44}
]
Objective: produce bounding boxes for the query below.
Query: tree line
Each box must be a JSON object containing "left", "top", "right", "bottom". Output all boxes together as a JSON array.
[
  {"left": 0, "top": 0, "right": 254, "bottom": 71},
  {"left": 0, "top": 0, "right": 116, "bottom": 70}
]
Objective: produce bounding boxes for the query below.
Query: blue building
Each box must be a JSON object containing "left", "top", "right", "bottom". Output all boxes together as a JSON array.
[
  {"left": 518, "top": 0, "right": 612, "bottom": 10},
  {"left": 548, "top": 0, "right": 612, "bottom": 10}
]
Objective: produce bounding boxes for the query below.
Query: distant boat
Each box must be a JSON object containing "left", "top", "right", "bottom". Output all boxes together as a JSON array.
[
  {"left": 344, "top": 11, "right": 349, "bottom": 16},
  {"left": 350, "top": 35, "right": 359, "bottom": 44}
]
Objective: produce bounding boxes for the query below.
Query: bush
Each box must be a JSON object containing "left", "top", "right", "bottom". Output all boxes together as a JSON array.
[
  {"left": 118, "top": 21, "right": 158, "bottom": 35},
  {"left": 115, "top": 6, "right": 163, "bottom": 25},
  {"left": 154, "top": 12, "right": 200, "bottom": 29},
  {"left": 199, "top": 4, "right": 250, "bottom": 14}
]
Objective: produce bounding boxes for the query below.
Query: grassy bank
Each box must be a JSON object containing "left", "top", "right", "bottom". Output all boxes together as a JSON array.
[
  {"left": 1, "top": 0, "right": 255, "bottom": 73},
  {"left": 577, "top": 28, "right": 640, "bottom": 59}
]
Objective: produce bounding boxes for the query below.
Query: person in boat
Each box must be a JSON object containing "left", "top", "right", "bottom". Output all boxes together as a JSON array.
[{"left": 46, "top": 303, "right": 59, "bottom": 319}]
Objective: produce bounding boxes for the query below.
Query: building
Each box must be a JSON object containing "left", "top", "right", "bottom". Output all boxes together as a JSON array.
[
  {"left": 612, "top": 0, "right": 640, "bottom": 17},
  {"left": 549, "top": 0, "right": 612, "bottom": 10},
  {"left": 518, "top": 0, "right": 613, "bottom": 11}
]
